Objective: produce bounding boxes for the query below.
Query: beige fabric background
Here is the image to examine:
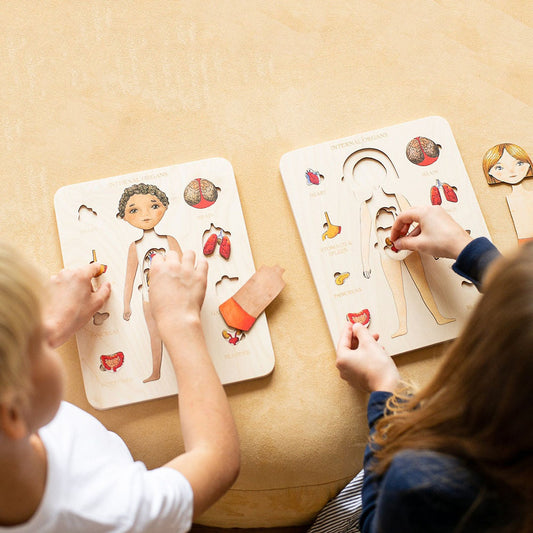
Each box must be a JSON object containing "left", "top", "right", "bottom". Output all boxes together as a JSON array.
[{"left": 2, "top": 0, "right": 531, "bottom": 528}]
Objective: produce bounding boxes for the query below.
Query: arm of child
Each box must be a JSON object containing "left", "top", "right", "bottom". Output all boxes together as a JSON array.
[
  {"left": 44, "top": 263, "right": 111, "bottom": 348},
  {"left": 123, "top": 242, "right": 137, "bottom": 321},
  {"left": 336, "top": 322, "right": 400, "bottom": 393},
  {"left": 148, "top": 251, "right": 240, "bottom": 519},
  {"left": 390, "top": 205, "right": 472, "bottom": 259}
]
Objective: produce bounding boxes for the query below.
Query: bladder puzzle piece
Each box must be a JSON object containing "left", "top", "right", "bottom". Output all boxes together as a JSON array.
[
  {"left": 54, "top": 158, "right": 275, "bottom": 409},
  {"left": 280, "top": 116, "right": 491, "bottom": 356},
  {"left": 482, "top": 143, "right": 533, "bottom": 245}
]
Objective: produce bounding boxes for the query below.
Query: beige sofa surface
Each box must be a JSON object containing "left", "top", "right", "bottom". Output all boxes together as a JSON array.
[{"left": 2, "top": 1, "right": 531, "bottom": 527}]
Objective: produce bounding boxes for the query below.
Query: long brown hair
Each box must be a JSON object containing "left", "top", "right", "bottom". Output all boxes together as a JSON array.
[{"left": 372, "top": 243, "right": 533, "bottom": 529}]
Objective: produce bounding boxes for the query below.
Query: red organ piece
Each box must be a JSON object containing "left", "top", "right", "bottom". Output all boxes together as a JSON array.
[
  {"left": 183, "top": 178, "right": 218, "bottom": 209},
  {"left": 442, "top": 183, "right": 458, "bottom": 202},
  {"left": 219, "top": 235, "right": 231, "bottom": 259},
  {"left": 203, "top": 233, "right": 217, "bottom": 256},
  {"left": 431, "top": 185, "right": 442, "bottom": 205},
  {"left": 406, "top": 136, "right": 440, "bottom": 166},
  {"left": 346, "top": 309, "right": 371, "bottom": 326}
]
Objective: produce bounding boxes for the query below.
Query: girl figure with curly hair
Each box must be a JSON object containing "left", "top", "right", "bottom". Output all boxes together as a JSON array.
[{"left": 118, "top": 183, "right": 182, "bottom": 383}]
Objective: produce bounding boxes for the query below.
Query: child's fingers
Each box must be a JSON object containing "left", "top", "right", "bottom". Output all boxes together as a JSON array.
[
  {"left": 390, "top": 209, "right": 419, "bottom": 240},
  {"left": 195, "top": 256, "right": 209, "bottom": 277},
  {"left": 91, "top": 281, "right": 112, "bottom": 309},
  {"left": 151, "top": 253, "right": 166, "bottom": 267},
  {"left": 390, "top": 222, "right": 411, "bottom": 242},
  {"left": 337, "top": 322, "right": 355, "bottom": 352},
  {"left": 353, "top": 323, "right": 379, "bottom": 349},
  {"left": 181, "top": 250, "right": 196, "bottom": 269},
  {"left": 77, "top": 262, "right": 107, "bottom": 280}
]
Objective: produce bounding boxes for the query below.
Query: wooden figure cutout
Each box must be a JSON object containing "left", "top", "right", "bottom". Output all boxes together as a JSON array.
[
  {"left": 219, "top": 265, "right": 285, "bottom": 332},
  {"left": 483, "top": 143, "right": 533, "bottom": 245},
  {"left": 344, "top": 151, "right": 455, "bottom": 336},
  {"left": 117, "top": 183, "right": 183, "bottom": 383}
]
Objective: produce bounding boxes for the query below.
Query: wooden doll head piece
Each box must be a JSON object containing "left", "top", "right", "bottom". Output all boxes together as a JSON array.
[
  {"left": 482, "top": 143, "right": 533, "bottom": 185},
  {"left": 117, "top": 183, "right": 169, "bottom": 230}
]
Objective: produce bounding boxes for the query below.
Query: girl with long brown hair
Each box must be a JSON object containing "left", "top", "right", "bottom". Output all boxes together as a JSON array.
[{"left": 309, "top": 206, "right": 531, "bottom": 532}]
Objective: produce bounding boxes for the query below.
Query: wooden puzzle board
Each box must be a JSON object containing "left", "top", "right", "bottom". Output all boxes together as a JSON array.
[
  {"left": 55, "top": 157, "right": 275, "bottom": 409},
  {"left": 280, "top": 116, "right": 491, "bottom": 356}
]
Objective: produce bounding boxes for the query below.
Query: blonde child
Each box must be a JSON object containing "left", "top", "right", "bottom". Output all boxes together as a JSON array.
[{"left": 0, "top": 243, "right": 239, "bottom": 532}]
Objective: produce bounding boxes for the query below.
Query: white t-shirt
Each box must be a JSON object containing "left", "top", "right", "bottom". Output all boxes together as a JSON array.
[{"left": 0, "top": 402, "right": 193, "bottom": 532}]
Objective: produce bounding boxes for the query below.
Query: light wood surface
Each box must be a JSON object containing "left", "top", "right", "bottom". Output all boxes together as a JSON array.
[
  {"left": 54, "top": 158, "right": 275, "bottom": 409},
  {"left": 2, "top": 1, "right": 531, "bottom": 527},
  {"left": 280, "top": 117, "right": 488, "bottom": 355}
]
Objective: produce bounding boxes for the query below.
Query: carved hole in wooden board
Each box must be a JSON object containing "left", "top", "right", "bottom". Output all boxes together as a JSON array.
[
  {"left": 222, "top": 328, "right": 246, "bottom": 346},
  {"left": 78, "top": 205, "right": 97, "bottom": 222},
  {"left": 352, "top": 157, "right": 387, "bottom": 189},
  {"left": 215, "top": 275, "right": 240, "bottom": 302},
  {"left": 93, "top": 312, "right": 110, "bottom": 326}
]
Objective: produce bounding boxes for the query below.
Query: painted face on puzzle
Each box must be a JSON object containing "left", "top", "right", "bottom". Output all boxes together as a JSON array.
[
  {"left": 489, "top": 149, "right": 531, "bottom": 185},
  {"left": 123, "top": 194, "right": 167, "bottom": 230}
]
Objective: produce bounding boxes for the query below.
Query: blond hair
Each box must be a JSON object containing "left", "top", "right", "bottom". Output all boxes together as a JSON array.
[
  {"left": 372, "top": 243, "right": 533, "bottom": 531},
  {"left": 0, "top": 242, "right": 44, "bottom": 400},
  {"left": 482, "top": 143, "right": 533, "bottom": 184}
]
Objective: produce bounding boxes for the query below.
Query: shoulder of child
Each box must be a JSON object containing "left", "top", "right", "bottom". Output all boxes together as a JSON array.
[{"left": 375, "top": 450, "right": 503, "bottom": 532}]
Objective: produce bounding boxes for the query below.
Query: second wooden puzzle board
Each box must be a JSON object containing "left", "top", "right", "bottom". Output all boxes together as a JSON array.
[
  {"left": 280, "top": 116, "right": 491, "bottom": 356},
  {"left": 55, "top": 157, "right": 275, "bottom": 409}
]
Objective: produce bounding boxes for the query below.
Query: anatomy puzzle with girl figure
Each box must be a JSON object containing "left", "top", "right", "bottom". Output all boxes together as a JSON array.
[
  {"left": 280, "top": 116, "right": 491, "bottom": 355},
  {"left": 55, "top": 158, "right": 276, "bottom": 409}
]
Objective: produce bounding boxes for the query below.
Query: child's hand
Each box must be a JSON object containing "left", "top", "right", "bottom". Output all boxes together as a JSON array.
[
  {"left": 336, "top": 323, "right": 400, "bottom": 393},
  {"left": 390, "top": 205, "right": 472, "bottom": 259},
  {"left": 45, "top": 263, "right": 111, "bottom": 348},
  {"left": 148, "top": 250, "right": 208, "bottom": 329}
]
